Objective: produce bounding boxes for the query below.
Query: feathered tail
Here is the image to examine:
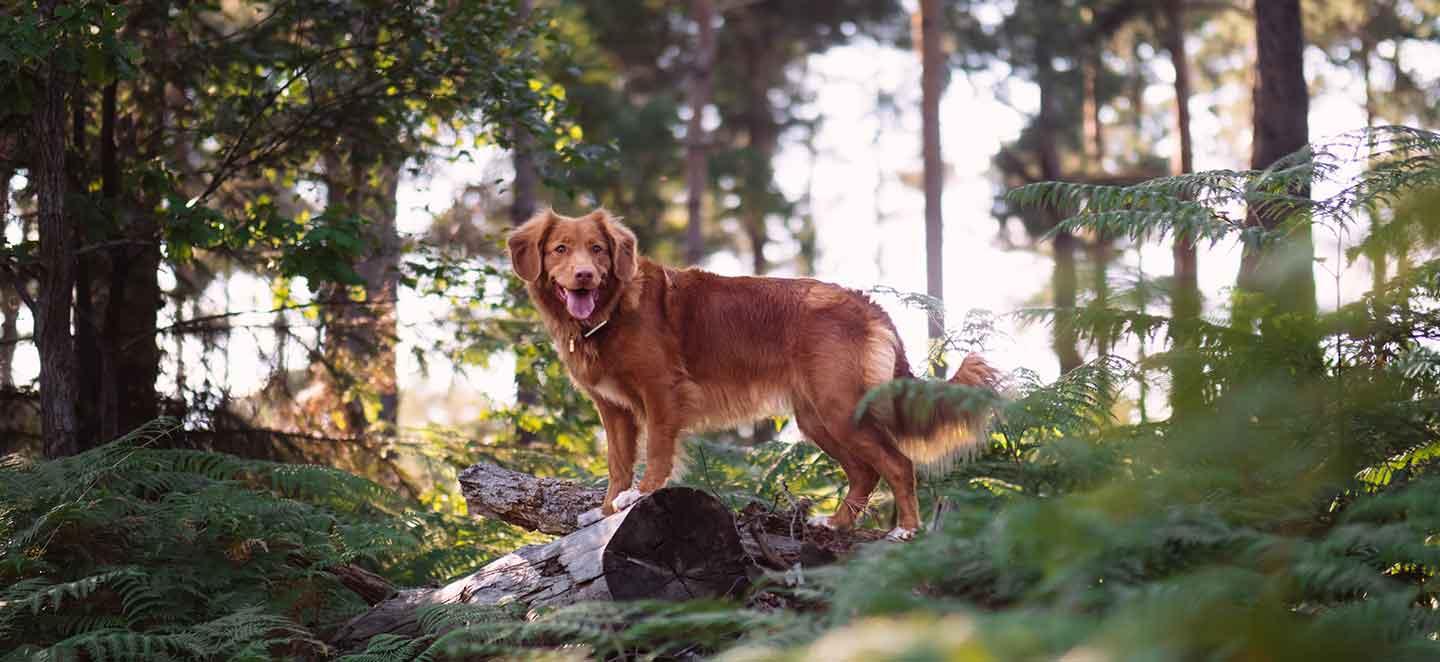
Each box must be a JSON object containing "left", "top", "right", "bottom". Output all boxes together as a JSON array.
[{"left": 858, "top": 353, "right": 1003, "bottom": 473}]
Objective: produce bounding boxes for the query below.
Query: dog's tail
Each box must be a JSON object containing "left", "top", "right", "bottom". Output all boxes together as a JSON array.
[{"left": 859, "top": 353, "right": 1003, "bottom": 474}]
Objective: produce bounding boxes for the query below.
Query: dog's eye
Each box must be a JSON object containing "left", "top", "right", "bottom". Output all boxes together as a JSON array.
[
  {"left": 590, "top": 244, "right": 604, "bottom": 254},
  {"left": 553, "top": 245, "right": 567, "bottom": 254}
]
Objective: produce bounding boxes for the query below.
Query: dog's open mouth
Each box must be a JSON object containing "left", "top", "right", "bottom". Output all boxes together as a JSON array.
[{"left": 557, "top": 285, "right": 598, "bottom": 320}]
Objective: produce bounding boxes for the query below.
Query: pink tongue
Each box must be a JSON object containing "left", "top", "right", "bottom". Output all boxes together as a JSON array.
[{"left": 565, "top": 289, "right": 597, "bottom": 320}]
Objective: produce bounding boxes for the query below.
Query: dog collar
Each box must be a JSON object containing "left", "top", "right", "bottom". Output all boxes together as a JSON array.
[{"left": 569, "top": 318, "right": 609, "bottom": 352}]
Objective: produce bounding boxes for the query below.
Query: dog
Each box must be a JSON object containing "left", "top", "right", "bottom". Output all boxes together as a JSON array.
[{"left": 507, "top": 208, "right": 998, "bottom": 540}]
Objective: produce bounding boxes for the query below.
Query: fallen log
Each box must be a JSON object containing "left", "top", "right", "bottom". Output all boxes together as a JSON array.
[
  {"left": 333, "top": 462, "right": 890, "bottom": 652},
  {"left": 457, "top": 462, "right": 604, "bottom": 536},
  {"left": 331, "top": 486, "right": 750, "bottom": 651}
]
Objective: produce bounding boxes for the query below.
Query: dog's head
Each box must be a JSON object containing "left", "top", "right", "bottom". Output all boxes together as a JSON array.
[{"left": 507, "top": 208, "right": 637, "bottom": 321}]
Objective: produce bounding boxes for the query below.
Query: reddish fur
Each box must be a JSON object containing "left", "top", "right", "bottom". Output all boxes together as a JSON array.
[{"left": 508, "top": 208, "right": 994, "bottom": 531}]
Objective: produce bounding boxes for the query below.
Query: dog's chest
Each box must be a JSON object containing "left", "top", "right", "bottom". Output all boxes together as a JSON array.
[{"left": 558, "top": 340, "right": 632, "bottom": 405}]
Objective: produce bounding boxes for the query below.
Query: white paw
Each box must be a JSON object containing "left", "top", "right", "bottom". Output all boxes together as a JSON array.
[
  {"left": 576, "top": 507, "right": 605, "bottom": 528},
  {"left": 611, "top": 488, "right": 646, "bottom": 511},
  {"left": 885, "top": 526, "right": 916, "bottom": 542},
  {"left": 806, "top": 514, "right": 837, "bottom": 530}
]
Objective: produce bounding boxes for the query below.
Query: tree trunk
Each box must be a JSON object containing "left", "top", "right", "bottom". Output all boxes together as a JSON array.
[
  {"left": 317, "top": 152, "right": 402, "bottom": 433},
  {"left": 1236, "top": 0, "right": 1314, "bottom": 325},
  {"left": 1082, "top": 49, "right": 1105, "bottom": 163},
  {"left": 1036, "top": 39, "right": 1082, "bottom": 374},
  {"left": 1082, "top": 40, "right": 1111, "bottom": 357},
  {"left": 0, "top": 166, "right": 16, "bottom": 390},
  {"left": 738, "top": 10, "right": 779, "bottom": 276},
  {"left": 1164, "top": 0, "right": 1203, "bottom": 417},
  {"left": 73, "top": 84, "right": 104, "bottom": 447},
  {"left": 508, "top": 0, "right": 543, "bottom": 445},
  {"left": 918, "top": 0, "right": 946, "bottom": 376},
  {"left": 93, "top": 74, "right": 163, "bottom": 441},
  {"left": 34, "top": 0, "right": 81, "bottom": 458},
  {"left": 684, "top": 0, "right": 716, "bottom": 267},
  {"left": 331, "top": 487, "right": 752, "bottom": 651}
]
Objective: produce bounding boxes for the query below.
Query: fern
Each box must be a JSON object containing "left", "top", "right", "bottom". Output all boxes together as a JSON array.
[{"left": 0, "top": 420, "right": 519, "bottom": 660}]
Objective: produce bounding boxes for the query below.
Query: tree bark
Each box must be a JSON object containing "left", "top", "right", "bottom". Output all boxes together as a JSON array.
[
  {"left": 33, "top": 0, "right": 81, "bottom": 458},
  {"left": 331, "top": 487, "right": 752, "bottom": 652},
  {"left": 1236, "top": 0, "right": 1314, "bottom": 325},
  {"left": 918, "top": 0, "right": 947, "bottom": 377},
  {"left": 684, "top": 0, "right": 717, "bottom": 267},
  {"left": 457, "top": 461, "right": 604, "bottom": 536},
  {"left": 0, "top": 166, "right": 16, "bottom": 390},
  {"left": 458, "top": 460, "right": 868, "bottom": 562}
]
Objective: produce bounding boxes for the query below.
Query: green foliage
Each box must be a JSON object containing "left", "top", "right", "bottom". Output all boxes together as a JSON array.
[
  {"left": 380, "top": 125, "right": 1440, "bottom": 660},
  {"left": 344, "top": 600, "right": 806, "bottom": 662},
  {"left": 0, "top": 420, "right": 530, "bottom": 660}
]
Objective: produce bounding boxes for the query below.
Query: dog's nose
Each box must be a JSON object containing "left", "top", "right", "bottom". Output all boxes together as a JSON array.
[{"left": 574, "top": 268, "right": 595, "bottom": 285}]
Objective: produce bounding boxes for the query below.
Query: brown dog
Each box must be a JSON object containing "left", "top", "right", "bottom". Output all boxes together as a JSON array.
[{"left": 508, "top": 208, "right": 997, "bottom": 539}]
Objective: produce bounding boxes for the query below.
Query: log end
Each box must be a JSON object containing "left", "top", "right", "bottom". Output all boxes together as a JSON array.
[{"left": 603, "top": 487, "right": 751, "bottom": 601}]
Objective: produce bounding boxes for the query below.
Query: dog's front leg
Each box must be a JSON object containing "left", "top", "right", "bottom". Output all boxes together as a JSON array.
[
  {"left": 607, "top": 385, "right": 683, "bottom": 512},
  {"left": 594, "top": 398, "right": 638, "bottom": 516},
  {"left": 637, "top": 393, "right": 683, "bottom": 493}
]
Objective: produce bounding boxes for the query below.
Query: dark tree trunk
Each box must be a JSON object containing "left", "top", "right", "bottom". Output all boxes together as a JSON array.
[
  {"left": 73, "top": 84, "right": 104, "bottom": 447},
  {"left": 1164, "top": 0, "right": 1203, "bottom": 417},
  {"left": 684, "top": 0, "right": 716, "bottom": 267},
  {"left": 0, "top": 167, "right": 16, "bottom": 390},
  {"left": 919, "top": 0, "right": 946, "bottom": 376},
  {"left": 1036, "top": 40, "right": 1082, "bottom": 375},
  {"left": 102, "top": 79, "right": 163, "bottom": 440},
  {"left": 738, "top": 10, "right": 779, "bottom": 276},
  {"left": 33, "top": 0, "right": 80, "bottom": 457},
  {"left": 509, "top": 0, "right": 542, "bottom": 445},
  {"left": 1236, "top": 0, "right": 1314, "bottom": 325}
]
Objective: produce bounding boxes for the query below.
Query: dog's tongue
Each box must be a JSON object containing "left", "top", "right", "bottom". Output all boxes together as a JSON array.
[{"left": 564, "top": 288, "right": 597, "bottom": 320}]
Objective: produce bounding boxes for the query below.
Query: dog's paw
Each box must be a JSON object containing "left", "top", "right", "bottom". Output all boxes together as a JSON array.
[
  {"left": 806, "top": 514, "right": 837, "bottom": 530},
  {"left": 884, "top": 526, "right": 916, "bottom": 542},
  {"left": 576, "top": 507, "right": 605, "bottom": 528},
  {"left": 611, "top": 488, "right": 646, "bottom": 511}
]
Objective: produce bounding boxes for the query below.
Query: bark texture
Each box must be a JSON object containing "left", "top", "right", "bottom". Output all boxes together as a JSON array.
[
  {"left": 33, "top": 0, "right": 80, "bottom": 458},
  {"left": 332, "top": 487, "right": 750, "bottom": 651},
  {"left": 458, "top": 462, "right": 605, "bottom": 536}
]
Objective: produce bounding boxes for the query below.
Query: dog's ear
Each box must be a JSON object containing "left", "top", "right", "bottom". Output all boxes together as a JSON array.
[
  {"left": 508, "top": 209, "right": 554, "bottom": 282},
  {"left": 593, "top": 209, "right": 638, "bottom": 281}
]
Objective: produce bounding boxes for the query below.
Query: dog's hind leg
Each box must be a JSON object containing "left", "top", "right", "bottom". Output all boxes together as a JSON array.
[
  {"left": 795, "top": 405, "right": 880, "bottom": 530},
  {"left": 812, "top": 392, "right": 923, "bottom": 539}
]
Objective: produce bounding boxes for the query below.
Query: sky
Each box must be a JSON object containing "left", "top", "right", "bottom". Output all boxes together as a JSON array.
[{"left": 2, "top": 20, "right": 1423, "bottom": 431}]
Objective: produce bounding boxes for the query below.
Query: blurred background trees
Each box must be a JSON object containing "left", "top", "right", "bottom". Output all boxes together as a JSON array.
[
  {"left": 0, "top": 0, "right": 1434, "bottom": 468},
  {"left": 1, "top": 0, "right": 1437, "bottom": 482}
]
